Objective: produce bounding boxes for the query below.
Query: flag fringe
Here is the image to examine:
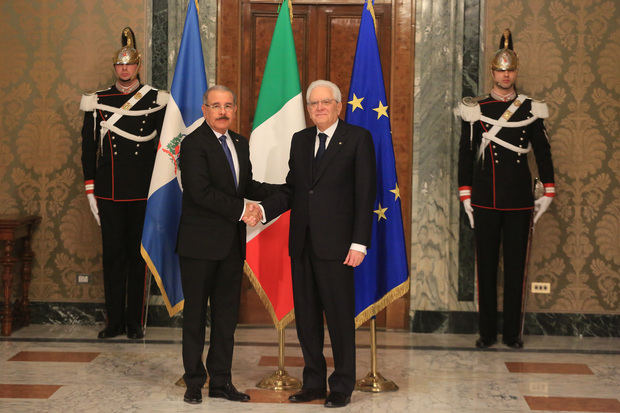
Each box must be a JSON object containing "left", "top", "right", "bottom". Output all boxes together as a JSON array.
[
  {"left": 244, "top": 261, "right": 295, "bottom": 329},
  {"left": 141, "top": 245, "right": 184, "bottom": 317},
  {"left": 354, "top": 277, "right": 410, "bottom": 328}
]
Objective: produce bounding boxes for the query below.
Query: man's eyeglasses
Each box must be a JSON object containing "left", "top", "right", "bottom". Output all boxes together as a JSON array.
[
  {"left": 307, "top": 99, "right": 337, "bottom": 108},
  {"left": 205, "top": 103, "right": 235, "bottom": 112}
]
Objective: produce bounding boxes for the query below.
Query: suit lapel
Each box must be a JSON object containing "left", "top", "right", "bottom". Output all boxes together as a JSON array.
[
  {"left": 313, "top": 120, "right": 346, "bottom": 185},
  {"left": 205, "top": 125, "right": 238, "bottom": 193},
  {"left": 230, "top": 131, "right": 245, "bottom": 194},
  {"left": 303, "top": 127, "right": 316, "bottom": 187}
]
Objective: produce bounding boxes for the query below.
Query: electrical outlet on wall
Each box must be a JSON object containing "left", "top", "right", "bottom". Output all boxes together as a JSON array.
[
  {"left": 76, "top": 273, "right": 90, "bottom": 284},
  {"left": 531, "top": 282, "right": 550, "bottom": 294}
]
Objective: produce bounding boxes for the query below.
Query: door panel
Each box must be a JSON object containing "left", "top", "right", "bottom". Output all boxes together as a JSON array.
[{"left": 219, "top": 0, "right": 411, "bottom": 328}]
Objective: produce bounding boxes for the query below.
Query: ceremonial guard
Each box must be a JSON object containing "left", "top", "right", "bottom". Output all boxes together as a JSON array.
[
  {"left": 457, "top": 30, "right": 555, "bottom": 349},
  {"left": 80, "top": 27, "right": 168, "bottom": 339}
]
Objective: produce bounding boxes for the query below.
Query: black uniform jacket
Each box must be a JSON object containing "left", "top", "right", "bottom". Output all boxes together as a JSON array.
[
  {"left": 262, "top": 119, "right": 376, "bottom": 261},
  {"left": 81, "top": 84, "right": 165, "bottom": 201},
  {"left": 458, "top": 97, "right": 554, "bottom": 210},
  {"left": 175, "top": 122, "right": 278, "bottom": 261}
]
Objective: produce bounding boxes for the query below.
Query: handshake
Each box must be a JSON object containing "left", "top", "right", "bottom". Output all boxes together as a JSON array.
[{"left": 242, "top": 202, "right": 263, "bottom": 227}]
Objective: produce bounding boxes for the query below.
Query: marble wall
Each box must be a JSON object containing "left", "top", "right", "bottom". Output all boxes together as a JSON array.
[
  {"left": 153, "top": 0, "right": 217, "bottom": 89},
  {"left": 412, "top": 0, "right": 475, "bottom": 313}
]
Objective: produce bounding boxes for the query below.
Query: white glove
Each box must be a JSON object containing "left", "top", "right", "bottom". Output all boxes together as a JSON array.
[
  {"left": 87, "top": 193, "right": 100, "bottom": 226},
  {"left": 533, "top": 196, "right": 553, "bottom": 225},
  {"left": 462, "top": 198, "right": 474, "bottom": 229}
]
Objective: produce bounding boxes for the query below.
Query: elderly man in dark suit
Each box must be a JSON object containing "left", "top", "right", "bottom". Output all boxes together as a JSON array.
[
  {"left": 262, "top": 80, "right": 376, "bottom": 408},
  {"left": 176, "top": 85, "right": 274, "bottom": 405}
]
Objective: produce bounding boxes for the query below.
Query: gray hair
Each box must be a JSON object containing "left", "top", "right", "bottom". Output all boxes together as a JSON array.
[
  {"left": 306, "top": 80, "right": 341, "bottom": 103},
  {"left": 203, "top": 85, "right": 237, "bottom": 105}
]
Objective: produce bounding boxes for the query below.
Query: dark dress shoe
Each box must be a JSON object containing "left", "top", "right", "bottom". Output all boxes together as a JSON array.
[
  {"left": 475, "top": 337, "right": 497, "bottom": 348},
  {"left": 183, "top": 387, "right": 202, "bottom": 404},
  {"left": 127, "top": 328, "right": 144, "bottom": 339},
  {"left": 324, "top": 391, "right": 351, "bottom": 408},
  {"left": 208, "top": 381, "right": 250, "bottom": 402},
  {"left": 288, "top": 388, "right": 327, "bottom": 403},
  {"left": 97, "top": 327, "right": 124, "bottom": 339},
  {"left": 503, "top": 338, "right": 524, "bottom": 349}
]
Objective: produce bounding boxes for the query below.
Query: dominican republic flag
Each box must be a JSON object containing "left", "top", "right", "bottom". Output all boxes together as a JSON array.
[
  {"left": 141, "top": 0, "right": 208, "bottom": 316},
  {"left": 245, "top": 0, "right": 305, "bottom": 329},
  {"left": 346, "top": 0, "right": 409, "bottom": 328}
]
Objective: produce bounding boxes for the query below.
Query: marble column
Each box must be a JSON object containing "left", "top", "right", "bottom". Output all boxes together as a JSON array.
[
  {"left": 412, "top": 0, "right": 482, "bottom": 317},
  {"left": 167, "top": 0, "right": 217, "bottom": 88}
]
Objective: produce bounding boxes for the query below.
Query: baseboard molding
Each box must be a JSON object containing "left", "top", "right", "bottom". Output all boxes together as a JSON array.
[
  {"left": 411, "top": 310, "right": 620, "bottom": 337},
  {"left": 9, "top": 303, "right": 618, "bottom": 337}
]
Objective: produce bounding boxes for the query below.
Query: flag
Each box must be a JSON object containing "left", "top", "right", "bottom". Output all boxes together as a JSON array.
[
  {"left": 141, "top": 0, "right": 208, "bottom": 316},
  {"left": 245, "top": 0, "right": 305, "bottom": 329},
  {"left": 345, "top": 0, "right": 409, "bottom": 328}
]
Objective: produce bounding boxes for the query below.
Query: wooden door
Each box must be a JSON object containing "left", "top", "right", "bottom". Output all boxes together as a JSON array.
[
  {"left": 239, "top": 2, "right": 391, "bottom": 135},
  {"left": 218, "top": 0, "right": 413, "bottom": 328}
]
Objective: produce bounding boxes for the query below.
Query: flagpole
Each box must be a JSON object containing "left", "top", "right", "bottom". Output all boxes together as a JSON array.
[
  {"left": 355, "top": 318, "right": 398, "bottom": 392},
  {"left": 257, "top": 327, "right": 301, "bottom": 390}
]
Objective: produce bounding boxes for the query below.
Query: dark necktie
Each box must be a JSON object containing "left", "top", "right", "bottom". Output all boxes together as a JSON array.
[
  {"left": 219, "top": 135, "right": 238, "bottom": 188},
  {"left": 315, "top": 132, "right": 328, "bottom": 162}
]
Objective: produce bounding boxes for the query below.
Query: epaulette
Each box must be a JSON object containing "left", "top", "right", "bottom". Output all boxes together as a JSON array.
[
  {"left": 157, "top": 90, "right": 170, "bottom": 106},
  {"left": 461, "top": 94, "right": 489, "bottom": 106},
  {"left": 79, "top": 93, "right": 98, "bottom": 112},
  {"left": 458, "top": 95, "right": 484, "bottom": 122},
  {"left": 530, "top": 97, "right": 549, "bottom": 119}
]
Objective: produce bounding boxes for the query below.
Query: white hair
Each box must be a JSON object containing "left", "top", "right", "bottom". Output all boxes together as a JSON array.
[
  {"left": 306, "top": 80, "right": 342, "bottom": 103},
  {"left": 203, "top": 85, "right": 237, "bottom": 105}
]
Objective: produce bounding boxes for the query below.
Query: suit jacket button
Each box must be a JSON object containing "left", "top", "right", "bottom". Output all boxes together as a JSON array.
[{"left": 309, "top": 190, "right": 314, "bottom": 195}]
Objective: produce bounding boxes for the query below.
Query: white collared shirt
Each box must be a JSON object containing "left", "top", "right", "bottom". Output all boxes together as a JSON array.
[{"left": 314, "top": 120, "right": 339, "bottom": 155}]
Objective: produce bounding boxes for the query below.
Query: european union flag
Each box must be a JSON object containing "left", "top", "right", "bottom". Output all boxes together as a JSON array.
[{"left": 345, "top": 0, "right": 409, "bottom": 327}]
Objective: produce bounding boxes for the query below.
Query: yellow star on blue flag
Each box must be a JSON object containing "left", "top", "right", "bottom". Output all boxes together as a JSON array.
[
  {"left": 373, "top": 100, "right": 388, "bottom": 119},
  {"left": 374, "top": 203, "right": 387, "bottom": 221},
  {"left": 345, "top": 0, "right": 409, "bottom": 328},
  {"left": 348, "top": 93, "right": 364, "bottom": 112},
  {"left": 389, "top": 183, "right": 400, "bottom": 201}
]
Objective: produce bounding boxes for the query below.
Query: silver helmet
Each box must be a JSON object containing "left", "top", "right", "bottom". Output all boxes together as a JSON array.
[{"left": 491, "top": 29, "right": 518, "bottom": 71}]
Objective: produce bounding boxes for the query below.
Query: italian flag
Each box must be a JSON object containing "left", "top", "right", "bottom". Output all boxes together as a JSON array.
[{"left": 245, "top": 0, "right": 305, "bottom": 329}]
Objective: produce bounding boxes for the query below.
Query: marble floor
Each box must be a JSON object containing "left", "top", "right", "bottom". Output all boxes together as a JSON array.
[{"left": 1, "top": 325, "right": 619, "bottom": 413}]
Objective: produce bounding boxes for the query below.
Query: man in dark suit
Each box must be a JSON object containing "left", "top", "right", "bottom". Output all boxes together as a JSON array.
[
  {"left": 176, "top": 85, "right": 273, "bottom": 404},
  {"left": 262, "top": 80, "right": 376, "bottom": 408}
]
